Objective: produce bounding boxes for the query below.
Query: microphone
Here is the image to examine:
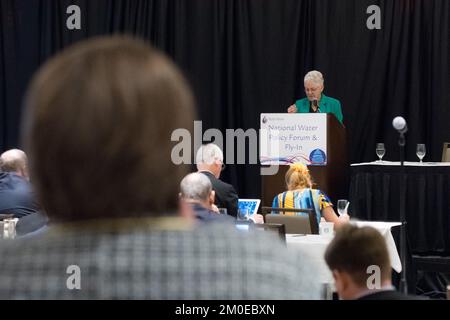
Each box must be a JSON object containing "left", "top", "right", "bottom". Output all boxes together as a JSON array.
[
  {"left": 392, "top": 116, "right": 408, "bottom": 134},
  {"left": 312, "top": 99, "right": 320, "bottom": 113}
]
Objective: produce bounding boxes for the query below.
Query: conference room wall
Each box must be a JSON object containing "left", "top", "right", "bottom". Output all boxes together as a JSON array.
[{"left": 1, "top": 0, "right": 449, "bottom": 200}]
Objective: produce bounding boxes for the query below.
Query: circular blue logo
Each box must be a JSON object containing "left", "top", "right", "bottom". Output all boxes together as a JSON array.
[{"left": 309, "top": 149, "right": 326, "bottom": 164}]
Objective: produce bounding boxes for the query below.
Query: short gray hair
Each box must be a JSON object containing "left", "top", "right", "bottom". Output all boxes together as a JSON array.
[
  {"left": 180, "top": 172, "right": 213, "bottom": 201},
  {"left": 196, "top": 143, "right": 223, "bottom": 165},
  {"left": 0, "top": 149, "right": 27, "bottom": 173},
  {"left": 304, "top": 70, "right": 324, "bottom": 86}
]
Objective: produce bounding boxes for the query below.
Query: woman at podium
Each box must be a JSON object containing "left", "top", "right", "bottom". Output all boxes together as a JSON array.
[
  {"left": 287, "top": 70, "right": 343, "bottom": 124},
  {"left": 272, "top": 164, "right": 348, "bottom": 227}
]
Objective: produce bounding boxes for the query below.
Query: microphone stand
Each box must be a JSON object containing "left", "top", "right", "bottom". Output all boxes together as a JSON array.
[{"left": 398, "top": 132, "right": 408, "bottom": 294}]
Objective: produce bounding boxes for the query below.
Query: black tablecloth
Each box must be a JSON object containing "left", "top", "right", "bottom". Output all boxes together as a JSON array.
[{"left": 349, "top": 164, "right": 450, "bottom": 255}]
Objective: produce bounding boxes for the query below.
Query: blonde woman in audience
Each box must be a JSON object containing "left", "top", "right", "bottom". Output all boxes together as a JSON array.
[{"left": 272, "top": 163, "right": 349, "bottom": 227}]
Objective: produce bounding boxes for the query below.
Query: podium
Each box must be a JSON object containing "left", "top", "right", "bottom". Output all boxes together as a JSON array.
[{"left": 260, "top": 113, "right": 348, "bottom": 206}]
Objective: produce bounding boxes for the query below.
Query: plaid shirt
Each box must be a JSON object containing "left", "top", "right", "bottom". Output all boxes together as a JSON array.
[{"left": 0, "top": 217, "right": 320, "bottom": 299}]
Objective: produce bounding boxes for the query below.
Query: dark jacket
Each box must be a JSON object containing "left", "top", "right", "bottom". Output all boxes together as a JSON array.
[
  {"left": 15, "top": 211, "right": 49, "bottom": 237},
  {"left": 357, "top": 290, "right": 426, "bottom": 300},
  {"left": 191, "top": 203, "right": 234, "bottom": 224},
  {"left": 0, "top": 172, "right": 40, "bottom": 218},
  {"left": 200, "top": 171, "right": 238, "bottom": 218}
]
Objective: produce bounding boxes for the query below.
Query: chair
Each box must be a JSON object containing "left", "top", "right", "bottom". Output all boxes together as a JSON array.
[
  {"left": 252, "top": 223, "right": 286, "bottom": 243},
  {"left": 234, "top": 221, "right": 287, "bottom": 243},
  {"left": 442, "top": 143, "right": 450, "bottom": 162},
  {"left": 262, "top": 207, "right": 319, "bottom": 234}
]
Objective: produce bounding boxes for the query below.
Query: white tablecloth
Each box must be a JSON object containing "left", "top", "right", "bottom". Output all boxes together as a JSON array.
[
  {"left": 286, "top": 221, "right": 403, "bottom": 285},
  {"left": 287, "top": 234, "right": 334, "bottom": 284}
]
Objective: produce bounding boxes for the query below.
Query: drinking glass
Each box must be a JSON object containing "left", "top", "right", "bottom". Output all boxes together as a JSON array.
[
  {"left": 416, "top": 144, "right": 426, "bottom": 164},
  {"left": 376, "top": 143, "right": 385, "bottom": 162},
  {"left": 337, "top": 199, "right": 349, "bottom": 216},
  {"left": 2, "top": 218, "right": 16, "bottom": 239},
  {"left": 237, "top": 208, "right": 249, "bottom": 221}
]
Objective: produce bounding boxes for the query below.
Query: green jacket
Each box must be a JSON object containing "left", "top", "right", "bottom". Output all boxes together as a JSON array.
[{"left": 295, "top": 94, "right": 343, "bottom": 124}]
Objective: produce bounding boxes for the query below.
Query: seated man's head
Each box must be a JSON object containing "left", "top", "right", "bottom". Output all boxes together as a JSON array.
[
  {"left": 180, "top": 172, "right": 215, "bottom": 210},
  {"left": 0, "top": 149, "right": 29, "bottom": 179},
  {"left": 285, "top": 163, "right": 312, "bottom": 191},
  {"left": 22, "top": 36, "right": 195, "bottom": 222},
  {"left": 196, "top": 143, "right": 224, "bottom": 179},
  {"left": 324, "top": 224, "right": 392, "bottom": 300}
]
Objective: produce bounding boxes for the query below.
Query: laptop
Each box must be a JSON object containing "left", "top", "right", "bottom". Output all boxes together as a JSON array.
[{"left": 238, "top": 199, "right": 261, "bottom": 219}]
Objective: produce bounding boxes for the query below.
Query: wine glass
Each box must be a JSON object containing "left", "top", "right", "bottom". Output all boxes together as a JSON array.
[
  {"left": 337, "top": 199, "right": 349, "bottom": 216},
  {"left": 416, "top": 144, "right": 426, "bottom": 164},
  {"left": 237, "top": 208, "right": 249, "bottom": 221},
  {"left": 376, "top": 143, "right": 385, "bottom": 162}
]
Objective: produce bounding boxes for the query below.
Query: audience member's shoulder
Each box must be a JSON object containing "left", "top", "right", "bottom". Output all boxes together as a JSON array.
[
  {"left": 213, "top": 175, "right": 231, "bottom": 187},
  {"left": 358, "top": 290, "right": 427, "bottom": 300},
  {"left": 206, "top": 173, "right": 236, "bottom": 191},
  {"left": 198, "top": 171, "right": 233, "bottom": 189},
  {"left": 15, "top": 212, "right": 49, "bottom": 236},
  {"left": 0, "top": 172, "right": 27, "bottom": 185},
  {"left": 193, "top": 223, "right": 321, "bottom": 299},
  {"left": 276, "top": 190, "right": 288, "bottom": 197},
  {"left": 0, "top": 230, "right": 48, "bottom": 261},
  {"left": 220, "top": 179, "right": 236, "bottom": 191}
]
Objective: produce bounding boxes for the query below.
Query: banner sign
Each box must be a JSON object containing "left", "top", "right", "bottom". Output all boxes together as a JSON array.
[{"left": 260, "top": 113, "right": 327, "bottom": 165}]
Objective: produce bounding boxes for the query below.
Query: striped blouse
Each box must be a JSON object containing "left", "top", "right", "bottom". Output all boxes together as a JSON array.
[{"left": 272, "top": 188, "right": 333, "bottom": 225}]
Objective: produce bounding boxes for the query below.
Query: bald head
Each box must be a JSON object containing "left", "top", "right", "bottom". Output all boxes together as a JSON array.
[
  {"left": 180, "top": 172, "right": 215, "bottom": 209},
  {"left": 0, "top": 149, "right": 29, "bottom": 179},
  {"left": 180, "top": 173, "right": 213, "bottom": 201}
]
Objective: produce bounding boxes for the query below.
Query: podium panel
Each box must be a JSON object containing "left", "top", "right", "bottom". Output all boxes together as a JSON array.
[{"left": 260, "top": 114, "right": 348, "bottom": 206}]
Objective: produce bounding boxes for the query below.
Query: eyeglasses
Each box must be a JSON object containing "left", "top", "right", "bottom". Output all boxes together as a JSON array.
[{"left": 305, "top": 86, "right": 321, "bottom": 93}]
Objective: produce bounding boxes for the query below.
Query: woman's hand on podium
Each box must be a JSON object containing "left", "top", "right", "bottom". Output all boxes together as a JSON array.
[{"left": 287, "top": 104, "right": 297, "bottom": 113}]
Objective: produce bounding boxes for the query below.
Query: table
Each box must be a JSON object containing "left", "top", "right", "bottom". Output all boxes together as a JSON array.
[
  {"left": 287, "top": 234, "right": 333, "bottom": 284},
  {"left": 349, "top": 161, "right": 450, "bottom": 254},
  {"left": 286, "top": 221, "right": 402, "bottom": 287}
]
